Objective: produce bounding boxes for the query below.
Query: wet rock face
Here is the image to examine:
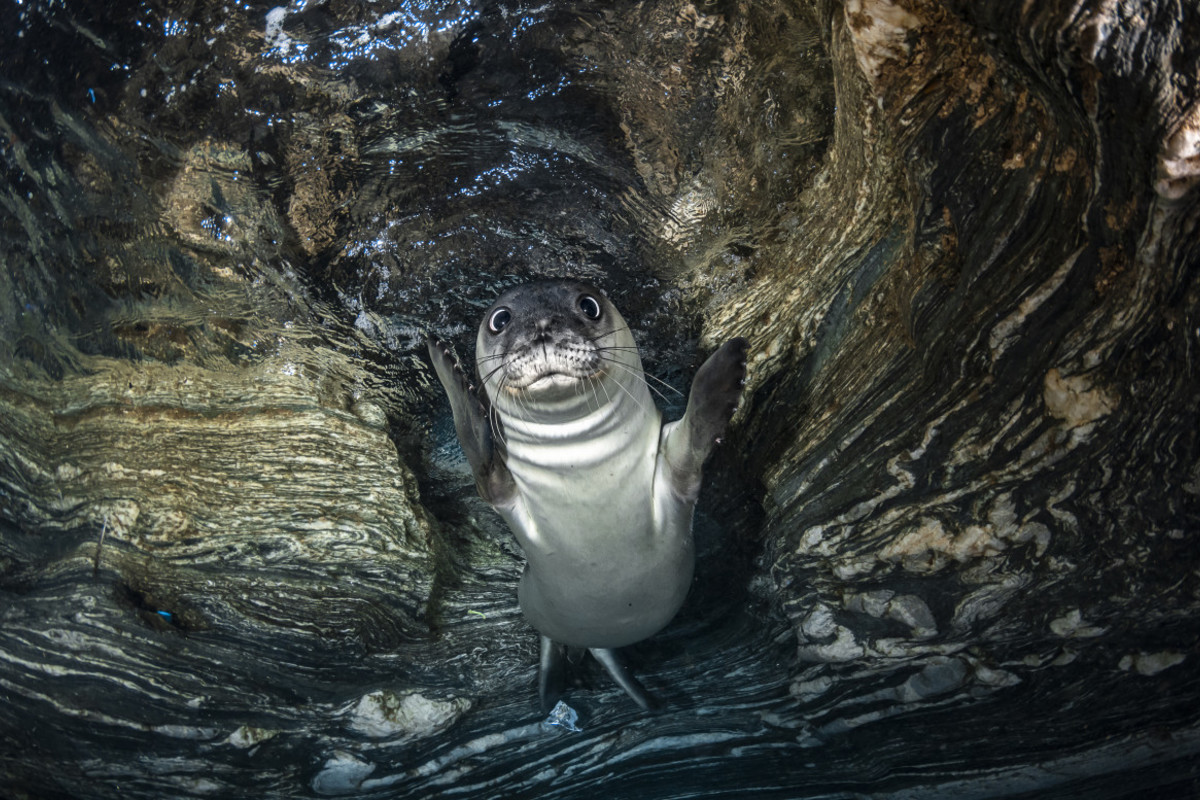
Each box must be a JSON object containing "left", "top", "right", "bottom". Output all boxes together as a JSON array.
[
  {"left": 2, "top": 1, "right": 1198, "bottom": 798},
  {"left": 718, "top": 0, "right": 1200, "bottom": 751}
]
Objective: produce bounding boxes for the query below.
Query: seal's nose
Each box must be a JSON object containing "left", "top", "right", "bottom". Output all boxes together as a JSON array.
[{"left": 534, "top": 317, "right": 556, "bottom": 341}]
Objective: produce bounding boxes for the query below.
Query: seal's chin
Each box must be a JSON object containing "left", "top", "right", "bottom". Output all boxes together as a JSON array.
[
  {"left": 514, "top": 371, "right": 593, "bottom": 392},
  {"left": 528, "top": 373, "right": 576, "bottom": 389}
]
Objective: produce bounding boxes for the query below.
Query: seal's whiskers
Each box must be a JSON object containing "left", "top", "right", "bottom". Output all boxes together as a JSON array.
[
  {"left": 586, "top": 373, "right": 603, "bottom": 414},
  {"left": 585, "top": 323, "right": 632, "bottom": 342},
  {"left": 597, "top": 355, "right": 679, "bottom": 404},
  {"left": 602, "top": 368, "right": 647, "bottom": 413},
  {"left": 482, "top": 368, "right": 510, "bottom": 448}
]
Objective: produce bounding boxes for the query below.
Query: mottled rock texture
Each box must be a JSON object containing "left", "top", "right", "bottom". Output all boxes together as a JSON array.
[{"left": 1, "top": 0, "right": 1197, "bottom": 798}]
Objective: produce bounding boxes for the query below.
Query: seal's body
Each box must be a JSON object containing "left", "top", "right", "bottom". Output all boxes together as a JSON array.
[{"left": 428, "top": 280, "right": 746, "bottom": 710}]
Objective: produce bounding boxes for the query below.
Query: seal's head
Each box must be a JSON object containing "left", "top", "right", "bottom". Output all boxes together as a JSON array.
[{"left": 475, "top": 280, "right": 642, "bottom": 418}]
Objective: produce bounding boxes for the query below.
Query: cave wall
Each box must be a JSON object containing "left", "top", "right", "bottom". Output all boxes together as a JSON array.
[{"left": 704, "top": 0, "right": 1200, "bottom": 704}]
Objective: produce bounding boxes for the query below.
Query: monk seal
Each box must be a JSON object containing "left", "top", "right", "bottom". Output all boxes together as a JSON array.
[{"left": 427, "top": 279, "right": 747, "bottom": 711}]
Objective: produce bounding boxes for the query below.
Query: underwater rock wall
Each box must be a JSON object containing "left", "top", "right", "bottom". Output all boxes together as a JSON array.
[
  {"left": 1, "top": 0, "right": 1198, "bottom": 798},
  {"left": 709, "top": 0, "right": 1200, "bottom": 703}
]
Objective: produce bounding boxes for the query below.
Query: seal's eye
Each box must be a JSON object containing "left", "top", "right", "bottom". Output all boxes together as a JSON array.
[
  {"left": 578, "top": 294, "right": 602, "bottom": 320},
  {"left": 488, "top": 307, "right": 512, "bottom": 334}
]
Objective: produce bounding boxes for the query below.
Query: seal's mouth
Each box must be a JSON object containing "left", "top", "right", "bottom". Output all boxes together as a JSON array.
[
  {"left": 499, "top": 340, "right": 603, "bottom": 391},
  {"left": 507, "top": 368, "right": 601, "bottom": 392}
]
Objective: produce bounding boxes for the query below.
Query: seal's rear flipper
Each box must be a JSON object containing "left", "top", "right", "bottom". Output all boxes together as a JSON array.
[
  {"left": 539, "top": 636, "right": 567, "bottom": 714},
  {"left": 589, "top": 648, "right": 661, "bottom": 711}
]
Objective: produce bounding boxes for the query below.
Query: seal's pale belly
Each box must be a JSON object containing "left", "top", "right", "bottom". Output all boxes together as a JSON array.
[
  {"left": 516, "top": 539, "right": 694, "bottom": 648},
  {"left": 496, "top": 404, "right": 696, "bottom": 648}
]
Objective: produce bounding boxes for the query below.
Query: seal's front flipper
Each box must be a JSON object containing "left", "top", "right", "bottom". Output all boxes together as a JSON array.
[
  {"left": 426, "top": 336, "right": 516, "bottom": 505},
  {"left": 539, "top": 636, "right": 567, "bottom": 714},
  {"left": 589, "top": 648, "right": 660, "bottom": 712},
  {"left": 663, "top": 337, "right": 749, "bottom": 498}
]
